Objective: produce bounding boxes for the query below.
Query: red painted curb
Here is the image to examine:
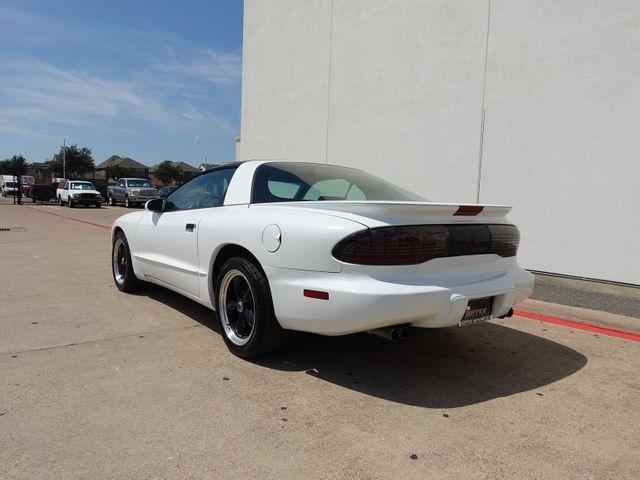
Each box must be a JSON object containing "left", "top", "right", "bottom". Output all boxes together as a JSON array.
[
  {"left": 23, "top": 205, "right": 110, "bottom": 230},
  {"left": 514, "top": 309, "right": 640, "bottom": 343}
]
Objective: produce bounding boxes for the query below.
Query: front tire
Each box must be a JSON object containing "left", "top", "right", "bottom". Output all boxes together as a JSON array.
[
  {"left": 125, "top": 195, "right": 131, "bottom": 208},
  {"left": 58, "top": 195, "right": 64, "bottom": 206},
  {"left": 215, "top": 256, "right": 289, "bottom": 358},
  {"left": 108, "top": 194, "right": 115, "bottom": 206},
  {"left": 112, "top": 231, "right": 141, "bottom": 292}
]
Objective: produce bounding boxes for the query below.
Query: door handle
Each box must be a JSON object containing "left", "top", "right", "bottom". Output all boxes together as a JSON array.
[{"left": 185, "top": 223, "right": 196, "bottom": 232}]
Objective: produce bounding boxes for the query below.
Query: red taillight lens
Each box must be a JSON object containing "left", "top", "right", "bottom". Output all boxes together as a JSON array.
[
  {"left": 332, "top": 224, "right": 519, "bottom": 265},
  {"left": 488, "top": 224, "right": 520, "bottom": 257}
]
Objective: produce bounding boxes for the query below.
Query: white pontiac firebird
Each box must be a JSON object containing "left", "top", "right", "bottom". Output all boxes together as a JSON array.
[{"left": 111, "top": 160, "right": 534, "bottom": 358}]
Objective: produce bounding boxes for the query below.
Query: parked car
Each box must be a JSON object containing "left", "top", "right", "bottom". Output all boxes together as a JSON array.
[
  {"left": 107, "top": 178, "right": 159, "bottom": 208},
  {"left": 24, "top": 182, "right": 57, "bottom": 202},
  {"left": 111, "top": 161, "right": 534, "bottom": 358},
  {"left": 1, "top": 175, "right": 19, "bottom": 196},
  {"left": 57, "top": 180, "right": 102, "bottom": 208},
  {"left": 159, "top": 185, "right": 179, "bottom": 199}
]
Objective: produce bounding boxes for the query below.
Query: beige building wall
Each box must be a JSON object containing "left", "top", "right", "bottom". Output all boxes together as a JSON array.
[{"left": 238, "top": 0, "right": 640, "bottom": 285}]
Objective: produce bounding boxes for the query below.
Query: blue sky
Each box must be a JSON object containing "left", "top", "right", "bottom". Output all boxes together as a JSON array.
[{"left": 0, "top": 0, "right": 243, "bottom": 166}]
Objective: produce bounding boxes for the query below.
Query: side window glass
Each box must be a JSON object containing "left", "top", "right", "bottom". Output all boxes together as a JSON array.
[
  {"left": 268, "top": 179, "right": 300, "bottom": 199},
  {"left": 262, "top": 169, "right": 303, "bottom": 201},
  {"left": 117, "top": 179, "right": 125, "bottom": 188},
  {"left": 165, "top": 168, "right": 236, "bottom": 211}
]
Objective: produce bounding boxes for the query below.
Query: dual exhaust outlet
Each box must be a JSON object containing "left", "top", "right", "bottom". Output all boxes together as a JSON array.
[
  {"left": 367, "top": 307, "right": 514, "bottom": 341},
  {"left": 367, "top": 324, "right": 410, "bottom": 342}
]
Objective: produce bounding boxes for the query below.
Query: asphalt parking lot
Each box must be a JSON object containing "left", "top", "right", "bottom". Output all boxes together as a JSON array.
[{"left": 1, "top": 197, "right": 639, "bottom": 480}]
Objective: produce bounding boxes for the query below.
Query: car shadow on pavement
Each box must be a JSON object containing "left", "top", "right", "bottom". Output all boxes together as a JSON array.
[{"left": 141, "top": 285, "right": 587, "bottom": 408}]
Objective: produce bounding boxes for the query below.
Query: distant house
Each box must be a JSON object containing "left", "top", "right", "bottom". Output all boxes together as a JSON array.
[
  {"left": 149, "top": 160, "right": 199, "bottom": 186},
  {"left": 96, "top": 155, "right": 149, "bottom": 181},
  {"left": 26, "top": 162, "right": 52, "bottom": 184},
  {"left": 173, "top": 162, "right": 199, "bottom": 177}
]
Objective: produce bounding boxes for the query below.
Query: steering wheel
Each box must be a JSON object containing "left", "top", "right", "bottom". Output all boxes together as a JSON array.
[{"left": 194, "top": 194, "right": 220, "bottom": 209}]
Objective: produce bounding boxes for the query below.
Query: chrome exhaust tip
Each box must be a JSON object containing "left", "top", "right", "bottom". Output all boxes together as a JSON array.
[{"left": 367, "top": 325, "right": 410, "bottom": 342}]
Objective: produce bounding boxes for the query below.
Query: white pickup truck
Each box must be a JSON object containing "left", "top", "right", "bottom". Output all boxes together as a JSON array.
[{"left": 57, "top": 180, "right": 103, "bottom": 208}]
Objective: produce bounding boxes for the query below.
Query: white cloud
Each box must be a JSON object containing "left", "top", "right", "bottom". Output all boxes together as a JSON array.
[
  {"left": 1, "top": 59, "right": 170, "bottom": 125},
  {"left": 0, "top": 55, "right": 240, "bottom": 132},
  {"left": 0, "top": 6, "right": 241, "bottom": 157},
  {"left": 154, "top": 49, "right": 242, "bottom": 86},
  {"left": 0, "top": 122, "right": 57, "bottom": 142}
]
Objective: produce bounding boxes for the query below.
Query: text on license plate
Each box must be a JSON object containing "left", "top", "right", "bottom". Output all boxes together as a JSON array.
[{"left": 459, "top": 296, "right": 494, "bottom": 327}]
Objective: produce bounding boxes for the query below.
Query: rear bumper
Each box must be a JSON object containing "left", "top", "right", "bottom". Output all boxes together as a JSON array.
[{"left": 265, "top": 265, "right": 534, "bottom": 335}]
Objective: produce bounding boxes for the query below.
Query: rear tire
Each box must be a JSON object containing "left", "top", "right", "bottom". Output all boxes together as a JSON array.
[
  {"left": 112, "top": 231, "right": 141, "bottom": 292},
  {"left": 215, "top": 256, "right": 289, "bottom": 358}
]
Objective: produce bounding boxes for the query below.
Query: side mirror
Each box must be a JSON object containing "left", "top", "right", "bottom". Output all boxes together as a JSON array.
[{"left": 146, "top": 198, "right": 164, "bottom": 212}]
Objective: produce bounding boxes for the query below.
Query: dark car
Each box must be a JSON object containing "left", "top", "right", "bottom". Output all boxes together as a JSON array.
[{"left": 159, "top": 186, "right": 179, "bottom": 199}]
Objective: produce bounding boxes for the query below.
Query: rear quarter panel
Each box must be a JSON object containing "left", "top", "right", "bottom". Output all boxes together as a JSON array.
[{"left": 197, "top": 204, "right": 365, "bottom": 276}]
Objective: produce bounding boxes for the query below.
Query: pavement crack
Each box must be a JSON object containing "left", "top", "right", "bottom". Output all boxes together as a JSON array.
[{"left": 5, "top": 324, "right": 204, "bottom": 356}]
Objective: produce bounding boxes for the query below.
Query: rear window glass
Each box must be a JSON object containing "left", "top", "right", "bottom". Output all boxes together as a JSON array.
[{"left": 251, "top": 162, "right": 425, "bottom": 203}]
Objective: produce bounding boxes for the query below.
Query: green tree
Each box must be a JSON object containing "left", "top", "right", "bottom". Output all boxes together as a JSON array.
[
  {"left": 48, "top": 145, "right": 94, "bottom": 179},
  {"left": 105, "top": 164, "right": 133, "bottom": 181},
  {"left": 0, "top": 159, "right": 11, "bottom": 175},
  {"left": 154, "top": 160, "right": 180, "bottom": 185},
  {"left": 0, "top": 155, "right": 27, "bottom": 176}
]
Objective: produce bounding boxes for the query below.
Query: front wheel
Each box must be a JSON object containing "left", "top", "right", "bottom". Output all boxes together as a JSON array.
[
  {"left": 112, "top": 231, "right": 141, "bottom": 292},
  {"left": 124, "top": 196, "right": 131, "bottom": 208},
  {"left": 215, "top": 256, "right": 289, "bottom": 358},
  {"left": 58, "top": 195, "right": 64, "bottom": 206},
  {"left": 108, "top": 194, "right": 115, "bottom": 206}
]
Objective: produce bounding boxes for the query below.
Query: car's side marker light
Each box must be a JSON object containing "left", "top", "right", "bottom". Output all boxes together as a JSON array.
[{"left": 304, "top": 289, "right": 329, "bottom": 300}]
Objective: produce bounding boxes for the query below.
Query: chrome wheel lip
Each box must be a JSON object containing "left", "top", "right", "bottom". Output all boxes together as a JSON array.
[
  {"left": 112, "top": 238, "right": 127, "bottom": 285},
  {"left": 219, "top": 269, "right": 255, "bottom": 346}
]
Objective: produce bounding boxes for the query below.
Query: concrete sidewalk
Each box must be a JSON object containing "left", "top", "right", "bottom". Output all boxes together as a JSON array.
[
  {"left": 1, "top": 199, "right": 640, "bottom": 479},
  {"left": 518, "top": 299, "right": 640, "bottom": 336},
  {"left": 531, "top": 273, "right": 640, "bottom": 319}
]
